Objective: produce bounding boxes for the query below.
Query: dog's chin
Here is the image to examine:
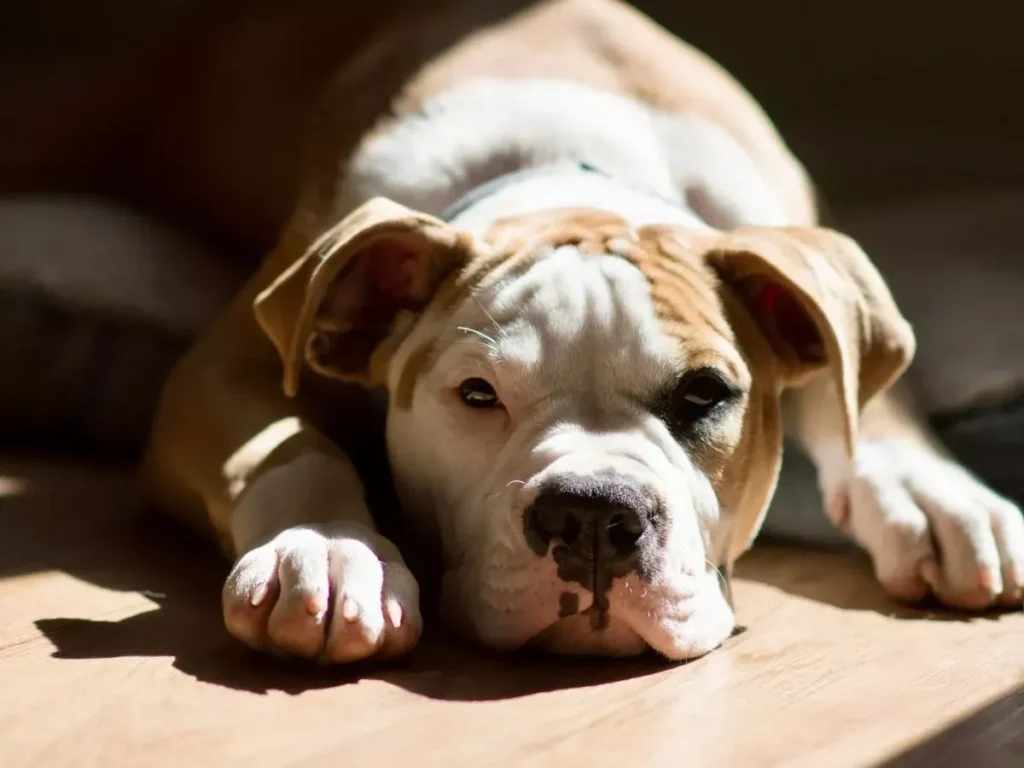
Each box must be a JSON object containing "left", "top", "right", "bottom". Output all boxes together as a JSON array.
[
  {"left": 451, "top": 571, "right": 735, "bottom": 661},
  {"left": 526, "top": 613, "right": 650, "bottom": 657},
  {"left": 525, "top": 587, "right": 735, "bottom": 661}
]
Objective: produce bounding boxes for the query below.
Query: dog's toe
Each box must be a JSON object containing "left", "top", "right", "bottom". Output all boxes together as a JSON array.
[
  {"left": 265, "top": 531, "right": 332, "bottom": 657},
  {"left": 844, "top": 473, "right": 933, "bottom": 602},
  {"left": 320, "top": 542, "right": 422, "bottom": 663},
  {"left": 321, "top": 538, "right": 386, "bottom": 663},
  {"left": 223, "top": 545, "right": 281, "bottom": 649},
  {"left": 991, "top": 495, "right": 1024, "bottom": 606},
  {"left": 378, "top": 561, "right": 422, "bottom": 658}
]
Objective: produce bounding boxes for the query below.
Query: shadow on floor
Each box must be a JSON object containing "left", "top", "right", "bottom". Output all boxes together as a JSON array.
[
  {"left": 3, "top": 456, "right": 671, "bottom": 699},
  {"left": 736, "top": 543, "right": 1018, "bottom": 624},
  {"left": 878, "top": 684, "right": 1024, "bottom": 767}
]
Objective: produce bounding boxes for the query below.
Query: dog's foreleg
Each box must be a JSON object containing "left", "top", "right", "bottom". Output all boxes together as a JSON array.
[{"left": 145, "top": 291, "right": 422, "bottom": 663}]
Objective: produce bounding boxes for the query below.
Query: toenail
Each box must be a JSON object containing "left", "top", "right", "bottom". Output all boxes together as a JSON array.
[
  {"left": 920, "top": 559, "right": 941, "bottom": 587},
  {"left": 341, "top": 597, "right": 361, "bottom": 621},
  {"left": 250, "top": 583, "right": 268, "bottom": 607},
  {"left": 978, "top": 568, "right": 995, "bottom": 591},
  {"left": 385, "top": 599, "right": 404, "bottom": 628},
  {"left": 305, "top": 594, "right": 326, "bottom": 615}
]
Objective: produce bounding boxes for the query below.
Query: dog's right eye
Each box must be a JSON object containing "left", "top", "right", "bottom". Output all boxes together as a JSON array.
[{"left": 459, "top": 378, "right": 501, "bottom": 408}]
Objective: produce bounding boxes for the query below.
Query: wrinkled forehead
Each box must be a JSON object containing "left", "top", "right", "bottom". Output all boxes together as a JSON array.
[{"left": 439, "top": 209, "right": 746, "bottom": 388}]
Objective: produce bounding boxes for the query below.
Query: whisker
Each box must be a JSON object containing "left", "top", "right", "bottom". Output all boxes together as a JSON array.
[
  {"left": 484, "top": 479, "right": 528, "bottom": 501},
  {"left": 457, "top": 326, "right": 498, "bottom": 347},
  {"left": 704, "top": 558, "right": 725, "bottom": 583},
  {"left": 474, "top": 297, "right": 507, "bottom": 337}
]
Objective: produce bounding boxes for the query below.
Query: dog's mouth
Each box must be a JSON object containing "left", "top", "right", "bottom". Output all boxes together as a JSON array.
[
  {"left": 525, "top": 609, "right": 652, "bottom": 657},
  {"left": 550, "top": 545, "right": 643, "bottom": 631},
  {"left": 556, "top": 588, "right": 612, "bottom": 630},
  {"left": 514, "top": 560, "right": 734, "bottom": 660}
]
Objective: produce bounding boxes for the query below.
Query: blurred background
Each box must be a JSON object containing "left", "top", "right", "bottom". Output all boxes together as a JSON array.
[
  {"left": 5, "top": 1, "right": 1023, "bottom": 239},
  {"left": 1, "top": 1, "right": 1022, "bottom": 499}
]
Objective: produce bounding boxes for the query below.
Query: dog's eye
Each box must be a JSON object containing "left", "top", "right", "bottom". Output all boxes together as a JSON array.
[
  {"left": 680, "top": 373, "right": 732, "bottom": 408},
  {"left": 670, "top": 370, "right": 736, "bottom": 429},
  {"left": 459, "top": 377, "right": 501, "bottom": 408}
]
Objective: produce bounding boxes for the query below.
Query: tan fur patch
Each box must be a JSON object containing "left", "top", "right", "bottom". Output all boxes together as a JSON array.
[{"left": 393, "top": 341, "right": 435, "bottom": 411}]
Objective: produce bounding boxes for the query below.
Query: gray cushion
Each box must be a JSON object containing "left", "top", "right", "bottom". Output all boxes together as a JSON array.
[{"left": 0, "top": 196, "right": 246, "bottom": 450}]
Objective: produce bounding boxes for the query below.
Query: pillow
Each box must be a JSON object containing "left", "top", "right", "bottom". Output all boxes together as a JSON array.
[{"left": 0, "top": 196, "right": 246, "bottom": 451}]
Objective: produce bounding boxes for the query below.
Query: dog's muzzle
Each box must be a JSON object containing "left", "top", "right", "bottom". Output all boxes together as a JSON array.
[{"left": 523, "top": 471, "right": 660, "bottom": 623}]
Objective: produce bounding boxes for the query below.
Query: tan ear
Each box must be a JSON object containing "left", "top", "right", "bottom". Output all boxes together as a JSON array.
[
  {"left": 715, "top": 286, "right": 789, "bottom": 568},
  {"left": 707, "top": 226, "right": 915, "bottom": 455},
  {"left": 253, "top": 197, "right": 477, "bottom": 395},
  {"left": 704, "top": 227, "right": 916, "bottom": 563}
]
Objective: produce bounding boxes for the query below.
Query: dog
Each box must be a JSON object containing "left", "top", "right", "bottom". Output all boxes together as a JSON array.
[{"left": 145, "top": 0, "right": 1024, "bottom": 663}]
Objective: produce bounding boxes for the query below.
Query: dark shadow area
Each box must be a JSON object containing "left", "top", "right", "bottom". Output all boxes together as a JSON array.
[
  {"left": 878, "top": 684, "right": 1024, "bottom": 767},
  {"left": 3, "top": 456, "right": 670, "bottom": 699},
  {"left": 935, "top": 395, "right": 1024, "bottom": 509},
  {"left": 35, "top": 608, "right": 674, "bottom": 700}
]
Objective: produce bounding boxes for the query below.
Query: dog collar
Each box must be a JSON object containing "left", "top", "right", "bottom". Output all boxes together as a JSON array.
[{"left": 440, "top": 161, "right": 606, "bottom": 222}]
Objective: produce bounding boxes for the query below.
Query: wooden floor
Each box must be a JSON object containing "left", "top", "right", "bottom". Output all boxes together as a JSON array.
[{"left": 1, "top": 456, "right": 1021, "bottom": 767}]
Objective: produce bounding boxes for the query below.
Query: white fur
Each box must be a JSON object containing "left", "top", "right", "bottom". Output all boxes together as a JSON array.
[
  {"left": 343, "top": 78, "right": 786, "bottom": 229},
  {"left": 384, "top": 246, "right": 741, "bottom": 658},
  {"left": 450, "top": 166, "right": 711, "bottom": 235}
]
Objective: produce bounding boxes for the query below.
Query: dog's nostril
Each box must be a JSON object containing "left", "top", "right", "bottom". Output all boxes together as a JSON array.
[
  {"left": 561, "top": 514, "right": 582, "bottom": 545},
  {"left": 607, "top": 512, "right": 643, "bottom": 555},
  {"left": 532, "top": 507, "right": 565, "bottom": 538}
]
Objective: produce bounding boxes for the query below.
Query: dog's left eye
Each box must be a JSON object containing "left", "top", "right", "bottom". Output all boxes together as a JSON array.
[
  {"left": 680, "top": 373, "right": 733, "bottom": 408},
  {"left": 669, "top": 370, "right": 736, "bottom": 428},
  {"left": 459, "top": 377, "right": 501, "bottom": 408}
]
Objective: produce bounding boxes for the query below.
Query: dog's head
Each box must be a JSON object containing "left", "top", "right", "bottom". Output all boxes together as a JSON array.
[{"left": 254, "top": 196, "right": 913, "bottom": 659}]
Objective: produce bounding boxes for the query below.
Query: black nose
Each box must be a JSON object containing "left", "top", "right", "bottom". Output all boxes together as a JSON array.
[{"left": 524, "top": 474, "right": 654, "bottom": 571}]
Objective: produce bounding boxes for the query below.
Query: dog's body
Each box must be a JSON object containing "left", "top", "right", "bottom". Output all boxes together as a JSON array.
[{"left": 147, "top": 0, "right": 1024, "bottom": 662}]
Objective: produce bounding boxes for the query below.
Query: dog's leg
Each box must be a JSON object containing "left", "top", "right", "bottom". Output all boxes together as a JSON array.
[
  {"left": 145, "top": 292, "right": 422, "bottom": 663},
  {"left": 791, "top": 379, "right": 1024, "bottom": 608}
]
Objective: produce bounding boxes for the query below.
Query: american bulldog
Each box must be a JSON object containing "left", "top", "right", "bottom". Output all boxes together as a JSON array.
[{"left": 145, "top": 0, "right": 1024, "bottom": 663}]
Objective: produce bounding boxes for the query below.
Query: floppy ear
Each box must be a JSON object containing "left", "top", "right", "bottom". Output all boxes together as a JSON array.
[
  {"left": 253, "top": 197, "right": 477, "bottom": 395},
  {"left": 703, "top": 227, "right": 916, "bottom": 563},
  {"left": 707, "top": 226, "right": 915, "bottom": 455}
]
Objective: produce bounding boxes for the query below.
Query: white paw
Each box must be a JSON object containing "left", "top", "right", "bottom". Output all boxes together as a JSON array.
[
  {"left": 826, "top": 440, "right": 1024, "bottom": 609},
  {"left": 222, "top": 525, "right": 422, "bottom": 663}
]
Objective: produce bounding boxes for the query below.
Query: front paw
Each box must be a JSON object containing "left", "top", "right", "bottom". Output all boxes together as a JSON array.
[
  {"left": 222, "top": 525, "right": 422, "bottom": 663},
  {"left": 827, "top": 441, "right": 1024, "bottom": 609}
]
